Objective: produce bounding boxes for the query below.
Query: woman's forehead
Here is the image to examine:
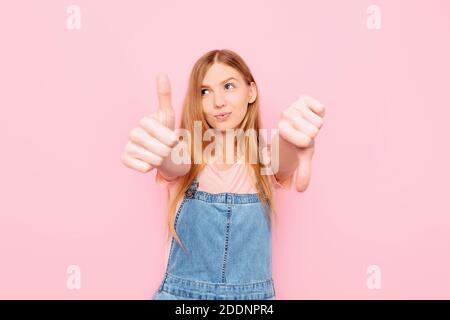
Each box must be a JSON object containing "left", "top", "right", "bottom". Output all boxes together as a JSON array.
[{"left": 202, "top": 64, "right": 243, "bottom": 86}]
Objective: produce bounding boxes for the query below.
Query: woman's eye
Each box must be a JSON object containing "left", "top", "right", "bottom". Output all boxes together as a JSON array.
[
  {"left": 201, "top": 83, "right": 234, "bottom": 96},
  {"left": 224, "top": 82, "right": 235, "bottom": 90}
]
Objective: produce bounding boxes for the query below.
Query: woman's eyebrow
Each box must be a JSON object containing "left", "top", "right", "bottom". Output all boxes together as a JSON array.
[{"left": 201, "top": 77, "right": 237, "bottom": 88}]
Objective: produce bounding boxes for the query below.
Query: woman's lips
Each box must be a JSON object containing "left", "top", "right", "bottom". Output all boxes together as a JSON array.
[{"left": 214, "top": 112, "right": 231, "bottom": 121}]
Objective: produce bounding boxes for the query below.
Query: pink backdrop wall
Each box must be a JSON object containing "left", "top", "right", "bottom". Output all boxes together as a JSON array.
[{"left": 1, "top": 0, "right": 449, "bottom": 299}]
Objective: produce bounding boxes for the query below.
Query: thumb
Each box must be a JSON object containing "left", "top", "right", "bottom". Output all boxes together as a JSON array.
[
  {"left": 156, "top": 73, "right": 175, "bottom": 129},
  {"left": 295, "top": 147, "right": 314, "bottom": 192}
]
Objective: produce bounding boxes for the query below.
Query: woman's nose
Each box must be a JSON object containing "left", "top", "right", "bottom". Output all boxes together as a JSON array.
[{"left": 213, "top": 91, "right": 226, "bottom": 108}]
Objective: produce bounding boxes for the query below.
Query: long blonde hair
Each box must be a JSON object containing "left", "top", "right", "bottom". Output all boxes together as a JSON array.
[{"left": 167, "top": 49, "right": 278, "bottom": 247}]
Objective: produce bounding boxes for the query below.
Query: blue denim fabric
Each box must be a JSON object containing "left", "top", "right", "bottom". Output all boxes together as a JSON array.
[{"left": 152, "top": 176, "right": 276, "bottom": 300}]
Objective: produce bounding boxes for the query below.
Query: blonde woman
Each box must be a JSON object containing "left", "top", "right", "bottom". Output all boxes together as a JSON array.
[{"left": 121, "top": 49, "right": 325, "bottom": 300}]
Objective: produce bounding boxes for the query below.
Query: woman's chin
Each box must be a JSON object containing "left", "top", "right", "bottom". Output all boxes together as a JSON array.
[{"left": 211, "top": 124, "right": 233, "bottom": 132}]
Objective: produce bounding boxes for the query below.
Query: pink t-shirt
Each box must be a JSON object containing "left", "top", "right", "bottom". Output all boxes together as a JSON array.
[{"left": 155, "top": 161, "right": 293, "bottom": 269}]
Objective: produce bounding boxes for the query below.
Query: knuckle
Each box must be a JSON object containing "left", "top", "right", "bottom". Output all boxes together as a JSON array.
[
  {"left": 138, "top": 117, "right": 148, "bottom": 128},
  {"left": 292, "top": 115, "right": 303, "bottom": 124},
  {"left": 303, "top": 135, "right": 312, "bottom": 146},
  {"left": 140, "top": 163, "right": 151, "bottom": 173},
  {"left": 154, "top": 156, "right": 164, "bottom": 167},
  {"left": 161, "top": 145, "right": 172, "bottom": 158},
  {"left": 277, "top": 121, "right": 283, "bottom": 132},
  {"left": 277, "top": 121, "right": 287, "bottom": 134},
  {"left": 124, "top": 143, "right": 132, "bottom": 153},
  {"left": 281, "top": 109, "right": 290, "bottom": 119},
  {"left": 308, "top": 123, "right": 319, "bottom": 135},
  {"left": 312, "top": 127, "right": 319, "bottom": 136},
  {"left": 317, "top": 117, "right": 324, "bottom": 128},
  {"left": 128, "top": 128, "right": 140, "bottom": 141}
]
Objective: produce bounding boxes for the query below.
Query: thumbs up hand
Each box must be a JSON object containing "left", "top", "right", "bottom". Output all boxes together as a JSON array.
[
  {"left": 121, "top": 74, "right": 179, "bottom": 173},
  {"left": 277, "top": 95, "right": 326, "bottom": 192}
]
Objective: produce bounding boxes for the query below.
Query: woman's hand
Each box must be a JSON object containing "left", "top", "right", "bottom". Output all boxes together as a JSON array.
[
  {"left": 277, "top": 95, "right": 326, "bottom": 192},
  {"left": 121, "top": 74, "right": 179, "bottom": 174}
]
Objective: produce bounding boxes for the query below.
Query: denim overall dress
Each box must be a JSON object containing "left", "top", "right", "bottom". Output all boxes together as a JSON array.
[{"left": 152, "top": 175, "right": 276, "bottom": 300}]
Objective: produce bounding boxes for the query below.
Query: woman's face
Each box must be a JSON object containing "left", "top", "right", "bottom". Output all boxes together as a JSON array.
[{"left": 201, "top": 63, "right": 257, "bottom": 131}]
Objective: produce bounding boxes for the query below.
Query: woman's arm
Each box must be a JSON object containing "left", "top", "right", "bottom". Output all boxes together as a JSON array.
[
  {"left": 271, "top": 95, "right": 325, "bottom": 192},
  {"left": 270, "top": 132, "right": 300, "bottom": 185}
]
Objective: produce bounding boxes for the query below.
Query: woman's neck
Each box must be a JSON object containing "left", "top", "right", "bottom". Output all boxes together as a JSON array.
[{"left": 211, "top": 130, "right": 239, "bottom": 164}]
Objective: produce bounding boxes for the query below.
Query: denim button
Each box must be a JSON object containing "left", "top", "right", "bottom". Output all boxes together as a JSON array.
[{"left": 186, "top": 191, "right": 193, "bottom": 198}]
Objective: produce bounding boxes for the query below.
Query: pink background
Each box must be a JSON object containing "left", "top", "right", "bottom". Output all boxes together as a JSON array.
[{"left": 1, "top": 0, "right": 449, "bottom": 299}]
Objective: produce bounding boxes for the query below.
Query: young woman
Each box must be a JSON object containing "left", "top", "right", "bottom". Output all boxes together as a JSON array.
[{"left": 121, "top": 49, "right": 325, "bottom": 300}]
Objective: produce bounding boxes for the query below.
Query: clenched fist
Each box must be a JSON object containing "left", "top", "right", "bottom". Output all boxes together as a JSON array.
[{"left": 121, "top": 74, "right": 179, "bottom": 173}]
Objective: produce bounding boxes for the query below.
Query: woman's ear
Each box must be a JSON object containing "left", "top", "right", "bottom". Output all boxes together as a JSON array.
[{"left": 248, "top": 82, "right": 257, "bottom": 104}]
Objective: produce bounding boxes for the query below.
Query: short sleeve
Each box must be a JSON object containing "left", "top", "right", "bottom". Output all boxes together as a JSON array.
[{"left": 271, "top": 172, "right": 294, "bottom": 190}]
